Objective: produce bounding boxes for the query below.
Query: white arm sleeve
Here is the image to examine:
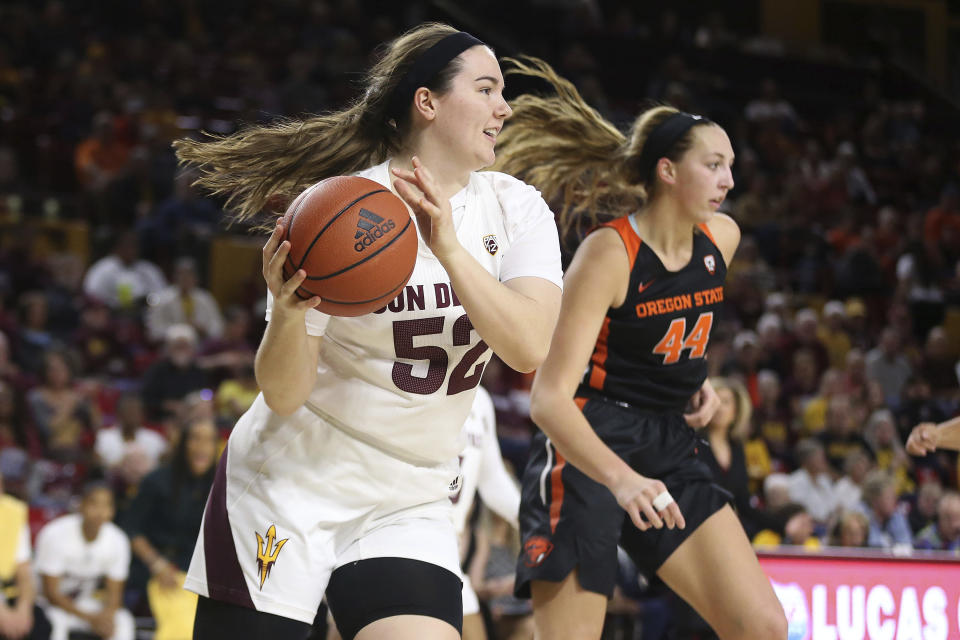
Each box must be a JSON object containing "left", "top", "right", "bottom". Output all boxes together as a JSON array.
[
  {"left": 485, "top": 172, "right": 564, "bottom": 289},
  {"left": 500, "top": 215, "right": 564, "bottom": 289},
  {"left": 264, "top": 291, "right": 331, "bottom": 337},
  {"left": 475, "top": 395, "right": 521, "bottom": 529}
]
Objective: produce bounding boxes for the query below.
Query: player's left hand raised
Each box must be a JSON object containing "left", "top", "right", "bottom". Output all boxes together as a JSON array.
[
  {"left": 391, "top": 156, "right": 460, "bottom": 261},
  {"left": 684, "top": 378, "right": 720, "bottom": 428}
]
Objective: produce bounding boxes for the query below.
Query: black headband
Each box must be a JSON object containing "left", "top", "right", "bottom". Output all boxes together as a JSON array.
[
  {"left": 635, "top": 111, "right": 711, "bottom": 179},
  {"left": 387, "top": 31, "right": 485, "bottom": 121}
]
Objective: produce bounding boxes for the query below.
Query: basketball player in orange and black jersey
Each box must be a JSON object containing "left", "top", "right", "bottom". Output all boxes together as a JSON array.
[
  {"left": 580, "top": 217, "right": 726, "bottom": 412},
  {"left": 492, "top": 58, "right": 787, "bottom": 639}
]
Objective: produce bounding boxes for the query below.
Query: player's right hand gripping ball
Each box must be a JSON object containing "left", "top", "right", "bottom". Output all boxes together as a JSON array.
[{"left": 282, "top": 176, "right": 418, "bottom": 316}]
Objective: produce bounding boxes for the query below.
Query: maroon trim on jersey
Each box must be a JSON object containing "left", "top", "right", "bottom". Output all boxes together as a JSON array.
[
  {"left": 203, "top": 444, "right": 255, "bottom": 609},
  {"left": 696, "top": 222, "right": 717, "bottom": 247},
  {"left": 589, "top": 317, "right": 611, "bottom": 390}
]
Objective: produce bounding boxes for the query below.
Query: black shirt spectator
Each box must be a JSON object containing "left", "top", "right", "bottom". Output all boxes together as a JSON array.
[
  {"left": 122, "top": 417, "right": 217, "bottom": 601},
  {"left": 140, "top": 324, "right": 208, "bottom": 423}
]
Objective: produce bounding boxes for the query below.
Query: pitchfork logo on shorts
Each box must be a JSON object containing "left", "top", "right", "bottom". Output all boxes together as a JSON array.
[
  {"left": 704, "top": 254, "right": 716, "bottom": 275},
  {"left": 522, "top": 536, "right": 555, "bottom": 568},
  {"left": 255, "top": 524, "right": 289, "bottom": 589},
  {"left": 482, "top": 234, "right": 499, "bottom": 256}
]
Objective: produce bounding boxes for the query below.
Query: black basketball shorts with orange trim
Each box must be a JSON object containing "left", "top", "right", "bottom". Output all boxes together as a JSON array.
[{"left": 514, "top": 396, "right": 732, "bottom": 599}]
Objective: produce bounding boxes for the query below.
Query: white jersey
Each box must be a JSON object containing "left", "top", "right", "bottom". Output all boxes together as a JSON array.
[
  {"left": 34, "top": 514, "right": 130, "bottom": 602},
  {"left": 266, "top": 160, "right": 563, "bottom": 464},
  {"left": 450, "top": 386, "right": 521, "bottom": 534}
]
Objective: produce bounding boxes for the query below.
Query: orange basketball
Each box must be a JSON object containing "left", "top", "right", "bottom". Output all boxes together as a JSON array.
[{"left": 280, "top": 176, "right": 417, "bottom": 316}]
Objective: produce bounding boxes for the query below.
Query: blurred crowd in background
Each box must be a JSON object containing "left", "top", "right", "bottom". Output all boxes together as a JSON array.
[{"left": 2, "top": 0, "right": 960, "bottom": 638}]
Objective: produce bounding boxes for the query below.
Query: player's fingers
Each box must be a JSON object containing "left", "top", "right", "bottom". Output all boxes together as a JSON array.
[
  {"left": 296, "top": 296, "right": 322, "bottom": 311},
  {"left": 391, "top": 175, "right": 414, "bottom": 197},
  {"left": 279, "top": 268, "right": 307, "bottom": 299},
  {"left": 706, "top": 393, "right": 720, "bottom": 413},
  {"left": 390, "top": 172, "right": 421, "bottom": 195},
  {"left": 911, "top": 430, "right": 934, "bottom": 453},
  {"left": 391, "top": 163, "right": 431, "bottom": 195},
  {"left": 397, "top": 176, "right": 438, "bottom": 214},
  {"left": 689, "top": 391, "right": 703, "bottom": 409},
  {"left": 668, "top": 502, "right": 685, "bottom": 529},
  {"left": 659, "top": 505, "right": 676, "bottom": 529},
  {"left": 683, "top": 408, "right": 708, "bottom": 428},
  {"left": 415, "top": 195, "right": 443, "bottom": 220},
  {"left": 266, "top": 240, "right": 292, "bottom": 279},
  {"left": 392, "top": 178, "right": 427, "bottom": 211},
  {"left": 626, "top": 504, "right": 649, "bottom": 531},
  {"left": 262, "top": 220, "right": 284, "bottom": 262},
  {"left": 412, "top": 160, "right": 438, "bottom": 198},
  {"left": 640, "top": 501, "right": 663, "bottom": 529},
  {"left": 410, "top": 156, "right": 432, "bottom": 178},
  {"left": 907, "top": 439, "right": 925, "bottom": 456}
]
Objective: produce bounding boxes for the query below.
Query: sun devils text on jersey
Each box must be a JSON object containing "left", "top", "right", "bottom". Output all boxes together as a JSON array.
[{"left": 578, "top": 215, "right": 727, "bottom": 412}]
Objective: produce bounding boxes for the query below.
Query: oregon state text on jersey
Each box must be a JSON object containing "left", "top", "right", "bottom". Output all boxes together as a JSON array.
[{"left": 578, "top": 215, "right": 726, "bottom": 412}]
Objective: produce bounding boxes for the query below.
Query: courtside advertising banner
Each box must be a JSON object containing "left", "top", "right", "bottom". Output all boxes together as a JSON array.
[{"left": 759, "top": 551, "right": 960, "bottom": 640}]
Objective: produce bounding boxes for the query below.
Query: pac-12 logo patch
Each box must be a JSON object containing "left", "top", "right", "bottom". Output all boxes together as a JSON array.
[
  {"left": 255, "top": 524, "right": 289, "bottom": 589},
  {"left": 482, "top": 234, "right": 499, "bottom": 256},
  {"left": 704, "top": 254, "right": 716, "bottom": 275},
  {"left": 522, "top": 536, "right": 555, "bottom": 568}
]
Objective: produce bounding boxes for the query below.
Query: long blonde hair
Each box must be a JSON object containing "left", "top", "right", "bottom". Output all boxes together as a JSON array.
[
  {"left": 173, "top": 22, "right": 463, "bottom": 225},
  {"left": 492, "top": 56, "right": 709, "bottom": 241}
]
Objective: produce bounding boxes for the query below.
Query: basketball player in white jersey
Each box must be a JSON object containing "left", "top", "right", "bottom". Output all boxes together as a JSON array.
[
  {"left": 452, "top": 385, "right": 521, "bottom": 640},
  {"left": 34, "top": 484, "right": 134, "bottom": 640},
  {"left": 326, "top": 385, "right": 520, "bottom": 640},
  {"left": 174, "top": 23, "right": 563, "bottom": 640}
]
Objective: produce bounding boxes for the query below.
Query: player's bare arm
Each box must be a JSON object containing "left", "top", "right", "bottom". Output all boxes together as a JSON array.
[
  {"left": 394, "top": 160, "right": 561, "bottom": 373},
  {"left": 705, "top": 212, "right": 741, "bottom": 266},
  {"left": 255, "top": 219, "right": 324, "bottom": 415},
  {"left": 530, "top": 228, "right": 685, "bottom": 531}
]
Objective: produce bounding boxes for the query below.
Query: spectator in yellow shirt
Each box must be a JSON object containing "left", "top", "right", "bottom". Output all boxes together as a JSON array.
[
  {"left": 0, "top": 470, "right": 50, "bottom": 640},
  {"left": 753, "top": 503, "right": 821, "bottom": 550}
]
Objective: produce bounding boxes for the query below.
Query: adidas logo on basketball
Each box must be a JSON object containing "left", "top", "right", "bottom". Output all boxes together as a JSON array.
[{"left": 354, "top": 208, "right": 396, "bottom": 252}]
